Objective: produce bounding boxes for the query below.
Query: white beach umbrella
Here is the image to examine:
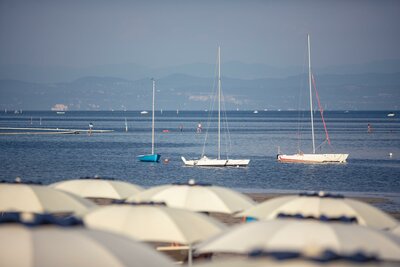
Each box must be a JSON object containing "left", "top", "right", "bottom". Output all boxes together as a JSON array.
[
  {"left": 50, "top": 178, "right": 143, "bottom": 200},
  {"left": 83, "top": 204, "right": 226, "bottom": 266},
  {"left": 195, "top": 220, "right": 400, "bottom": 262},
  {"left": 236, "top": 193, "right": 399, "bottom": 230},
  {"left": 193, "top": 258, "right": 398, "bottom": 267},
  {"left": 83, "top": 204, "right": 225, "bottom": 244},
  {"left": 0, "top": 183, "right": 96, "bottom": 215},
  {"left": 127, "top": 180, "right": 254, "bottom": 214},
  {"left": 0, "top": 223, "right": 175, "bottom": 267}
]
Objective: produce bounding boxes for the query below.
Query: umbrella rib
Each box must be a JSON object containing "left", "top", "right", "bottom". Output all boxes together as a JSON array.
[
  {"left": 104, "top": 183, "right": 120, "bottom": 199},
  {"left": 164, "top": 210, "right": 191, "bottom": 245},
  {"left": 30, "top": 187, "right": 47, "bottom": 213}
]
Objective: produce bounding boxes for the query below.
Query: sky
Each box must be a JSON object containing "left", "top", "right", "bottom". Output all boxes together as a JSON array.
[{"left": 0, "top": 0, "right": 400, "bottom": 69}]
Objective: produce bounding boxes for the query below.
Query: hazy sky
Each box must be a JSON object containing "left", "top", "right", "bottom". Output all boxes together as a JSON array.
[{"left": 1, "top": 0, "right": 399, "bottom": 69}]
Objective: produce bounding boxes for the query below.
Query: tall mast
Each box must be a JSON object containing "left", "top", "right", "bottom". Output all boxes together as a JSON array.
[
  {"left": 308, "top": 34, "right": 316, "bottom": 154},
  {"left": 151, "top": 78, "right": 155, "bottom": 155},
  {"left": 217, "top": 46, "right": 221, "bottom": 160}
]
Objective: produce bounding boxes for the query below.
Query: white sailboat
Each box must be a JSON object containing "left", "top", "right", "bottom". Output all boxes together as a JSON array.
[
  {"left": 277, "top": 35, "right": 348, "bottom": 163},
  {"left": 181, "top": 46, "right": 250, "bottom": 167}
]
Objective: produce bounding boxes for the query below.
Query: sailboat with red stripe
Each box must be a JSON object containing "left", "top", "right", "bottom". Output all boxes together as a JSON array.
[{"left": 277, "top": 35, "right": 349, "bottom": 163}]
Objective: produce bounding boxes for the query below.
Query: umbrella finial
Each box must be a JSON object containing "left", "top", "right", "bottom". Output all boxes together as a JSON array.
[{"left": 188, "top": 179, "right": 196, "bottom": 185}]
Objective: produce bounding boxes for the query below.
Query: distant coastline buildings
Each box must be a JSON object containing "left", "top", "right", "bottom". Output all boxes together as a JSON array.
[{"left": 51, "top": 104, "right": 68, "bottom": 111}]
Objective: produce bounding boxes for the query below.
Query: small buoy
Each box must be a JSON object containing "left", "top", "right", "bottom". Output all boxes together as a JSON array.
[
  {"left": 389, "top": 152, "right": 393, "bottom": 158},
  {"left": 188, "top": 179, "right": 196, "bottom": 185},
  {"left": 163, "top": 158, "right": 170, "bottom": 164},
  {"left": 15, "top": 177, "right": 22, "bottom": 183}
]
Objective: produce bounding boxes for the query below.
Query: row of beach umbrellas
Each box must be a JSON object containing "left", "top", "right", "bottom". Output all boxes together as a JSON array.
[
  {"left": 2, "top": 178, "right": 397, "bottom": 229},
  {"left": 1, "top": 177, "right": 399, "bottom": 266}
]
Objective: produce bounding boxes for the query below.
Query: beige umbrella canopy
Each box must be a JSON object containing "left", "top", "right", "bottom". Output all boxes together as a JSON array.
[
  {"left": 84, "top": 204, "right": 226, "bottom": 266},
  {"left": 236, "top": 193, "right": 399, "bottom": 230},
  {"left": 0, "top": 183, "right": 96, "bottom": 215},
  {"left": 50, "top": 178, "right": 143, "bottom": 200},
  {"left": 83, "top": 204, "right": 226, "bottom": 245},
  {"left": 127, "top": 180, "right": 255, "bottom": 214},
  {"left": 0, "top": 223, "right": 175, "bottom": 267},
  {"left": 195, "top": 220, "right": 400, "bottom": 262},
  {"left": 193, "top": 258, "right": 399, "bottom": 267}
]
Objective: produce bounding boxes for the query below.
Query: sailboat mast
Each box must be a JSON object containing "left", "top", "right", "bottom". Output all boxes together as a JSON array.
[
  {"left": 151, "top": 79, "right": 155, "bottom": 155},
  {"left": 308, "top": 34, "right": 316, "bottom": 154},
  {"left": 218, "top": 46, "right": 221, "bottom": 160}
]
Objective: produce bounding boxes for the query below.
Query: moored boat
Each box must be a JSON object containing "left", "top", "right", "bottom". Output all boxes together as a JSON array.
[
  {"left": 181, "top": 46, "right": 250, "bottom": 167},
  {"left": 181, "top": 156, "right": 250, "bottom": 167},
  {"left": 137, "top": 79, "right": 161, "bottom": 163},
  {"left": 277, "top": 35, "right": 348, "bottom": 164}
]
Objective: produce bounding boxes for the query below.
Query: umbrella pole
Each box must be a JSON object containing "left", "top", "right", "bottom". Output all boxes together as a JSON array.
[{"left": 188, "top": 244, "right": 192, "bottom": 267}]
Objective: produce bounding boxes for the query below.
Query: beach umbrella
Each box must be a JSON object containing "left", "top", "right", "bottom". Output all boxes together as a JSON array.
[
  {"left": 193, "top": 257, "right": 398, "bottom": 267},
  {"left": 83, "top": 204, "right": 226, "bottom": 265},
  {"left": 50, "top": 177, "right": 143, "bottom": 200},
  {"left": 0, "top": 223, "right": 175, "bottom": 267},
  {"left": 195, "top": 220, "right": 400, "bottom": 262},
  {"left": 127, "top": 179, "right": 254, "bottom": 214},
  {"left": 236, "top": 192, "right": 399, "bottom": 230},
  {"left": 0, "top": 183, "right": 96, "bottom": 215}
]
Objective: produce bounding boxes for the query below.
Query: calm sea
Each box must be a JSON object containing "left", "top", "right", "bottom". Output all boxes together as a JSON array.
[{"left": 1, "top": 110, "right": 399, "bottom": 209}]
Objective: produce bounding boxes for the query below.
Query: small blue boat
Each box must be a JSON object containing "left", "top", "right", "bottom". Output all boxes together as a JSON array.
[
  {"left": 138, "top": 153, "right": 161, "bottom": 162},
  {"left": 138, "top": 79, "right": 161, "bottom": 163}
]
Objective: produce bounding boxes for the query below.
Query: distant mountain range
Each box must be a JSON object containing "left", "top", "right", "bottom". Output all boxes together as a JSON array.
[
  {"left": 1, "top": 70, "right": 399, "bottom": 111},
  {"left": 2, "top": 59, "right": 400, "bottom": 83}
]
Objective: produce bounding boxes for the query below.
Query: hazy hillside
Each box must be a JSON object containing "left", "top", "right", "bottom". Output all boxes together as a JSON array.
[
  {"left": 1, "top": 72, "right": 399, "bottom": 111},
  {"left": 2, "top": 59, "right": 400, "bottom": 83}
]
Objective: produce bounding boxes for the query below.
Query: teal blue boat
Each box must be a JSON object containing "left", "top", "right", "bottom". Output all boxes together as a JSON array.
[
  {"left": 138, "top": 79, "right": 161, "bottom": 163},
  {"left": 138, "top": 153, "right": 161, "bottom": 162}
]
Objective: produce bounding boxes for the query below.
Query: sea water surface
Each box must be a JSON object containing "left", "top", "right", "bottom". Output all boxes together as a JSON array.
[{"left": 1, "top": 110, "right": 399, "bottom": 207}]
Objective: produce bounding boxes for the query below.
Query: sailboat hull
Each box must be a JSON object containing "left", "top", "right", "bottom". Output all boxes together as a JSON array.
[
  {"left": 181, "top": 157, "right": 249, "bottom": 167},
  {"left": 277, "top": 153, "right": 348, "bottom": 163},
  {"left": 138, "top": 154, "right": 161, "bottom": 162}
]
